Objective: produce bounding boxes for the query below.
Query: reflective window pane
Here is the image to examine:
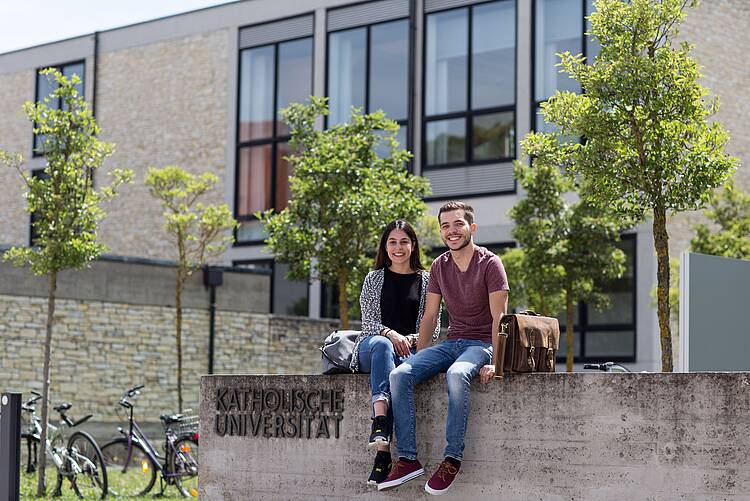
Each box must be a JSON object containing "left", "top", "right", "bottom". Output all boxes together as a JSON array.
[
  {"left": 236, "top": 220, "right": 267, "bottom": 242},
  {"left": 426, "top": 118, "right": 466, "bottom": 165},
  {"left": 277, "top": 38, "right": 313, "bottom": 136},
  {"left": 62, "top": 62, "right": 85, "bottom": 98},
  {"left": 275, "top": 142, "right": 294, "bottom": 210},
  {"left": 589, "top": 238, "right": 635, "bottom": 325},
  {"left": 426, "top": 8, "right": 468, "bottom": 116},
  {"left": 557, "top": 330, "right": 581, "bottom": 358},
  {"left": 535, "top": 0, "right": 582, "bottom": 101},
  {"left": 37, "top": 71, "right": 57, "bottom": 104},
  {"left": 328, "top": 28, "right": 366, "bottom": 125},
  {"left": 584, "top": 331, "right": 635, "bottom": 357},
  {"left": 237, "top": 145, "right": 272, "bottom": 217},
  {"left": 472, "top": 1, "right": 515, "bottom": 109},
  {"left": 370, "top": 19, "right": 409, "bottom": 121},
  {"left": 585, "top": 0, "right": 601, "bottom": 64},
  {"left": 239, "top": 46, "right": 275, "bottom": 141},
  {"left": 274, "top": 262, "right": 309, "bottom": 316},
  {"left": 473, "top": 111, "right": 514, "bottom": 160},
  {"left": 373, "top": 124, "right": 408, "bottom": 159}
]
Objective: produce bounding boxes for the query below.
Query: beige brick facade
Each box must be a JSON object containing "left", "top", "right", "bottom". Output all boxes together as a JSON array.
[
  {"left": 96, "top": 30, "right": 231, "bottom": 260},
  {"left": 0, "top": 293, "right": 338, "bottom": 422},
  {"left": 0, "top": 69, "right": 35, "bottom": 246},
  {"left": 667, "top": 0, "right": 750, "bottom": 257}
]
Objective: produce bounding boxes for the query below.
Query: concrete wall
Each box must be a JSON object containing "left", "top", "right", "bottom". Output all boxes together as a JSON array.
[{"left": 201, "top": 373, "right": 750, "bottom": 500}]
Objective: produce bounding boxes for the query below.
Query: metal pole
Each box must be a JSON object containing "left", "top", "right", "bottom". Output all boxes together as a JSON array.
[{"left": 1, "top": 392, "right": 22, "bottom": 501}]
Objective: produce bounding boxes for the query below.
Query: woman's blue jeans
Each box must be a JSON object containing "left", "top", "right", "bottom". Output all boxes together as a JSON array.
[
  {"left": 389, "top": 339, "right": 492, "bottom": 461},
  {"left": 357, "top": 335, "right": 412, "bottom": 408}
]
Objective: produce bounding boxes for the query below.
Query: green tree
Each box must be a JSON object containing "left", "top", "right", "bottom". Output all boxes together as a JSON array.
[
  {"left": 511, "top": 133, "right": 626, "bottom": 372},
  {"left": 499, "top": 247, "right": 565, "bottom": 317},
  {"left": 659, "top": 180, "right": 750, "bottom": 333},
  {"left": 692, "top": 179, "right": 750, "bottom": 259},
  {"left": 260, "top": 97, "right": 431, "bottom": 328},
  {"left": 0, "top": 69, "right": 132, "bottom": 496},
  {"left": 145, "top": 166, "right": 236, "bottom": 412},
  {"left": 542, "top": 0, "right": 738, "bottom": 371}
]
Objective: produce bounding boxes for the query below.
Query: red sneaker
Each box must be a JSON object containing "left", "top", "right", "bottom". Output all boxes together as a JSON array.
[
  {"left": 424, "top": 459, "right": 460, "bottom": 495},
  {"left": 377, "top": 459, "right": 425, "bottom": 491}
]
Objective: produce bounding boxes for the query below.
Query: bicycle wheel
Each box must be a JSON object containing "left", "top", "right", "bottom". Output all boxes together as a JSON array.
[
  {"left": 101, "top": 438, "right": 157, "bottom": 497},
  {"left": 67, "top": 431, "right": 108, "bottom": 499},
  {"left": 20, "top": 432, "right": 39, "bottom": 473},
  {"left": 169, "top": 437, "right": 199, "bottom": 498}
]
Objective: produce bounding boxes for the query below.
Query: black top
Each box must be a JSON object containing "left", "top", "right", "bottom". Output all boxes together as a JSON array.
[{"left": 380, "top": 268, "right": 422, "bottom": 335}]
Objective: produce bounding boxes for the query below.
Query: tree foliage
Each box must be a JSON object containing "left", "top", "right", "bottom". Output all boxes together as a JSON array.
[
  {"left": 1, "top": 68, "right": 132, "bottom": 496},
  {"left": 146, "top": 166, "right": 236, "bottom": 412},
  {"left": 260, "top": 97, "right": 431, "bottom": 327},
  {"left": 540, "top": 0, "right": 738, "bottom": 371},
  {"left": 691, "top": 179, "right": 750, "bottom": 259},
  {"left": 511, "top": 133, "right": 626, "bottom": 371}
]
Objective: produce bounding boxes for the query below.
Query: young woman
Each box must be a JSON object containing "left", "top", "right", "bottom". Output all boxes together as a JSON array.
[{"left": 351, "top": 219, "right": 440, "bottom": 486}]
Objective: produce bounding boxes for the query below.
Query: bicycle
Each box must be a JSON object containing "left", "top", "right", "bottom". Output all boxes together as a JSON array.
[
  {"left": 583, "top": 362, "right": 632, "bottom": 373},
  {"left": 20, "top": 390, "right": 108, "bottom": 499},
  {"left": 100, "top": 384, "right": 200, "bottom": 498}
]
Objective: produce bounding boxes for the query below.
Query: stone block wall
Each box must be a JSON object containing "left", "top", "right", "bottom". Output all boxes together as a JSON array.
[{"left": 0, "top": 293, "right": 338, "bottom": 422}]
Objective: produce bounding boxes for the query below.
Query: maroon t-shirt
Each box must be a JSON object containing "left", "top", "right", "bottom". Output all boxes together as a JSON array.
[{"left": 428, "top": 245, "right": 509, "bottom": 343}]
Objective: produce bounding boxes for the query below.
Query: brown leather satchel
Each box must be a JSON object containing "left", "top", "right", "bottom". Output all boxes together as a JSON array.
[{"left": 494, "top": 311, "right": 560, "bottom": 376}]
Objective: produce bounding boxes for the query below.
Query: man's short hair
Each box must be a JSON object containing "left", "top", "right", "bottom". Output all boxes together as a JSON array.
[{"left": 438, "top": 201, "right": 475, "bottom": 225}]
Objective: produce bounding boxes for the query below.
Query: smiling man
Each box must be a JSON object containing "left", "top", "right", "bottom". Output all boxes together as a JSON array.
[{"left": 378, "top": 201, "right": 509, "bottom": 495}]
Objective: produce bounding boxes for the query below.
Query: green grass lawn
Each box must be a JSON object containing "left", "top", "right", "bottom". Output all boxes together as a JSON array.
[{"left": 20, "top": 471, "right": 189, "bottom": 499}]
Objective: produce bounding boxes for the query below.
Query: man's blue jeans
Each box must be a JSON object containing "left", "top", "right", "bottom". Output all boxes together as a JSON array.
[{"left": 389, "top": 339, "right": 492, "bottom": 461}]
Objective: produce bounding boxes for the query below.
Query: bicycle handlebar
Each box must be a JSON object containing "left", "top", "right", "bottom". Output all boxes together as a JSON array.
[
  {"left": 583, "top": 362, "right": 631, "bottom": 373},
  {"left": 119, "top": 384, "right": 145, "bottom": 408}
]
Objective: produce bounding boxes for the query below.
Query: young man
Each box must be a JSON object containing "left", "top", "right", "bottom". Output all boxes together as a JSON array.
[{"left": 378, "top": 201, "right": 509, "bottom": 495}]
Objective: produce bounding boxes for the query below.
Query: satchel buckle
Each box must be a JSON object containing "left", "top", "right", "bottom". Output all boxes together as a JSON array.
[
  {"left": 546, "top": 347, "right": 554, "bottom": 370},
  {"left": 527, "top": 341, "right": 536, "bottom": 370}
]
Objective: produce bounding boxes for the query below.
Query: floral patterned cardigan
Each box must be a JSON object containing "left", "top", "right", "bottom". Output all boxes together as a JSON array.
[{"left": 350, "top": 268, "right": 441, "bottom": 372}]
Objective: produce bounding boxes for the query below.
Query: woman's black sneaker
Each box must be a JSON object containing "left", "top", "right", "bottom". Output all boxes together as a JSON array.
[
  {"left": 368, "top": 415, "right": 392, "bottom": 447},
  {"left": 368, "top": 452, "right": 392, "bottom": 485}
]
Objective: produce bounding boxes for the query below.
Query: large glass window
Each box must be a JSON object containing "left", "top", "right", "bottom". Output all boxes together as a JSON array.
[
  {"left": 556, "top": 234, "right": 637, "bottom": 363},
  {"left": 234, "top": 260, "right": 309, "bottom": 316},
  {"left": 34, "top": 61, "right": 85, "bottom": 155},
  {"left": 327, "top": 18, "right": 410, "bottom": 148},
  {"left": 236, "top": 37, "right": 313, "bottom": 244},
  {"left": 424, "top": 1, "right": 516, "bottom": 169},
  {"left": 533, "top": 0, "right": 598, "bottom": 132}
]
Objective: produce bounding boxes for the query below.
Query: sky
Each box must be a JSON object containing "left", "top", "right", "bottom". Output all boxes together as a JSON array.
[{"left": 0, "top": 0, "right": 239, "bottom": 54}]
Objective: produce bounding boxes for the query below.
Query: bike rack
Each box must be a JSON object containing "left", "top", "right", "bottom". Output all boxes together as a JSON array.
[{"left": 1, "top": 392, "right": 22, "bottom": 501}]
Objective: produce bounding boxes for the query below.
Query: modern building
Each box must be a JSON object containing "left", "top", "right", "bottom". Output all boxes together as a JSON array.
[{"left": 0, "top": 0, "right": 747, "bottom": 371}]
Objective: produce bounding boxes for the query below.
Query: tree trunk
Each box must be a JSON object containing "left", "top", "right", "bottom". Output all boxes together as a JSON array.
[
  {"left": 176, "top": 271, "right": 183, "bottom": 413},
  {"left": 565, "top": 288, "right": 575, "bottom": 373},
  {"left": 36, "top": 271, "right": 57, "bottom": 497},
  {"left": 653, "top": 206, "right": 674, "bottom": 372},
  {"left": 338, "top": 270, "right": 349, "bottom": 329}
]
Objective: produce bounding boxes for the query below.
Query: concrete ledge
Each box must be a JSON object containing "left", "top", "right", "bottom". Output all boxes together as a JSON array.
[{"left": 200, "top": 373, "right": 750, "bottom": 500}]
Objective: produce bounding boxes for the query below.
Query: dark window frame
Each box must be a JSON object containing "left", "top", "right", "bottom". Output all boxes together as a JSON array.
[
  {"left": 234, "top": 32, "right": 314, "bottom": 246},
  {"left": 32, "top": 59, "right": 86, "bottom": 157},
  {"left": 556, "top": 233, "right": 637, "bottom": 364},
  {"left": 531, "top": 0, "right": 594, "bottom": 133},
  {"left": 324, "top": 13, "right": 414, "bottom": 168},
  {"left": 421, "top": 0, "right": 518, "bottom": 172}
]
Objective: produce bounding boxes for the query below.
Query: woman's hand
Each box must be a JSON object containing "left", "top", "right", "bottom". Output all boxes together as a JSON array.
[{"left": 386, "top": 330, "right": 412, "bottom": 358}]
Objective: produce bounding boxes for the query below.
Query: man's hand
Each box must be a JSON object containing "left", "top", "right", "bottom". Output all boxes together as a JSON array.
[
  {"left": 479, "top": 364, "right": 495, "bottom": 384},
  {"left": 387, "top": 331, "right": 412, "bottom": 358}
]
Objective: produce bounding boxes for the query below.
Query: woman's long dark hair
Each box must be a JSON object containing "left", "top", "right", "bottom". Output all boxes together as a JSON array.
[{"left": 374, "top": 220, "right": 424, "bottom": 271}]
